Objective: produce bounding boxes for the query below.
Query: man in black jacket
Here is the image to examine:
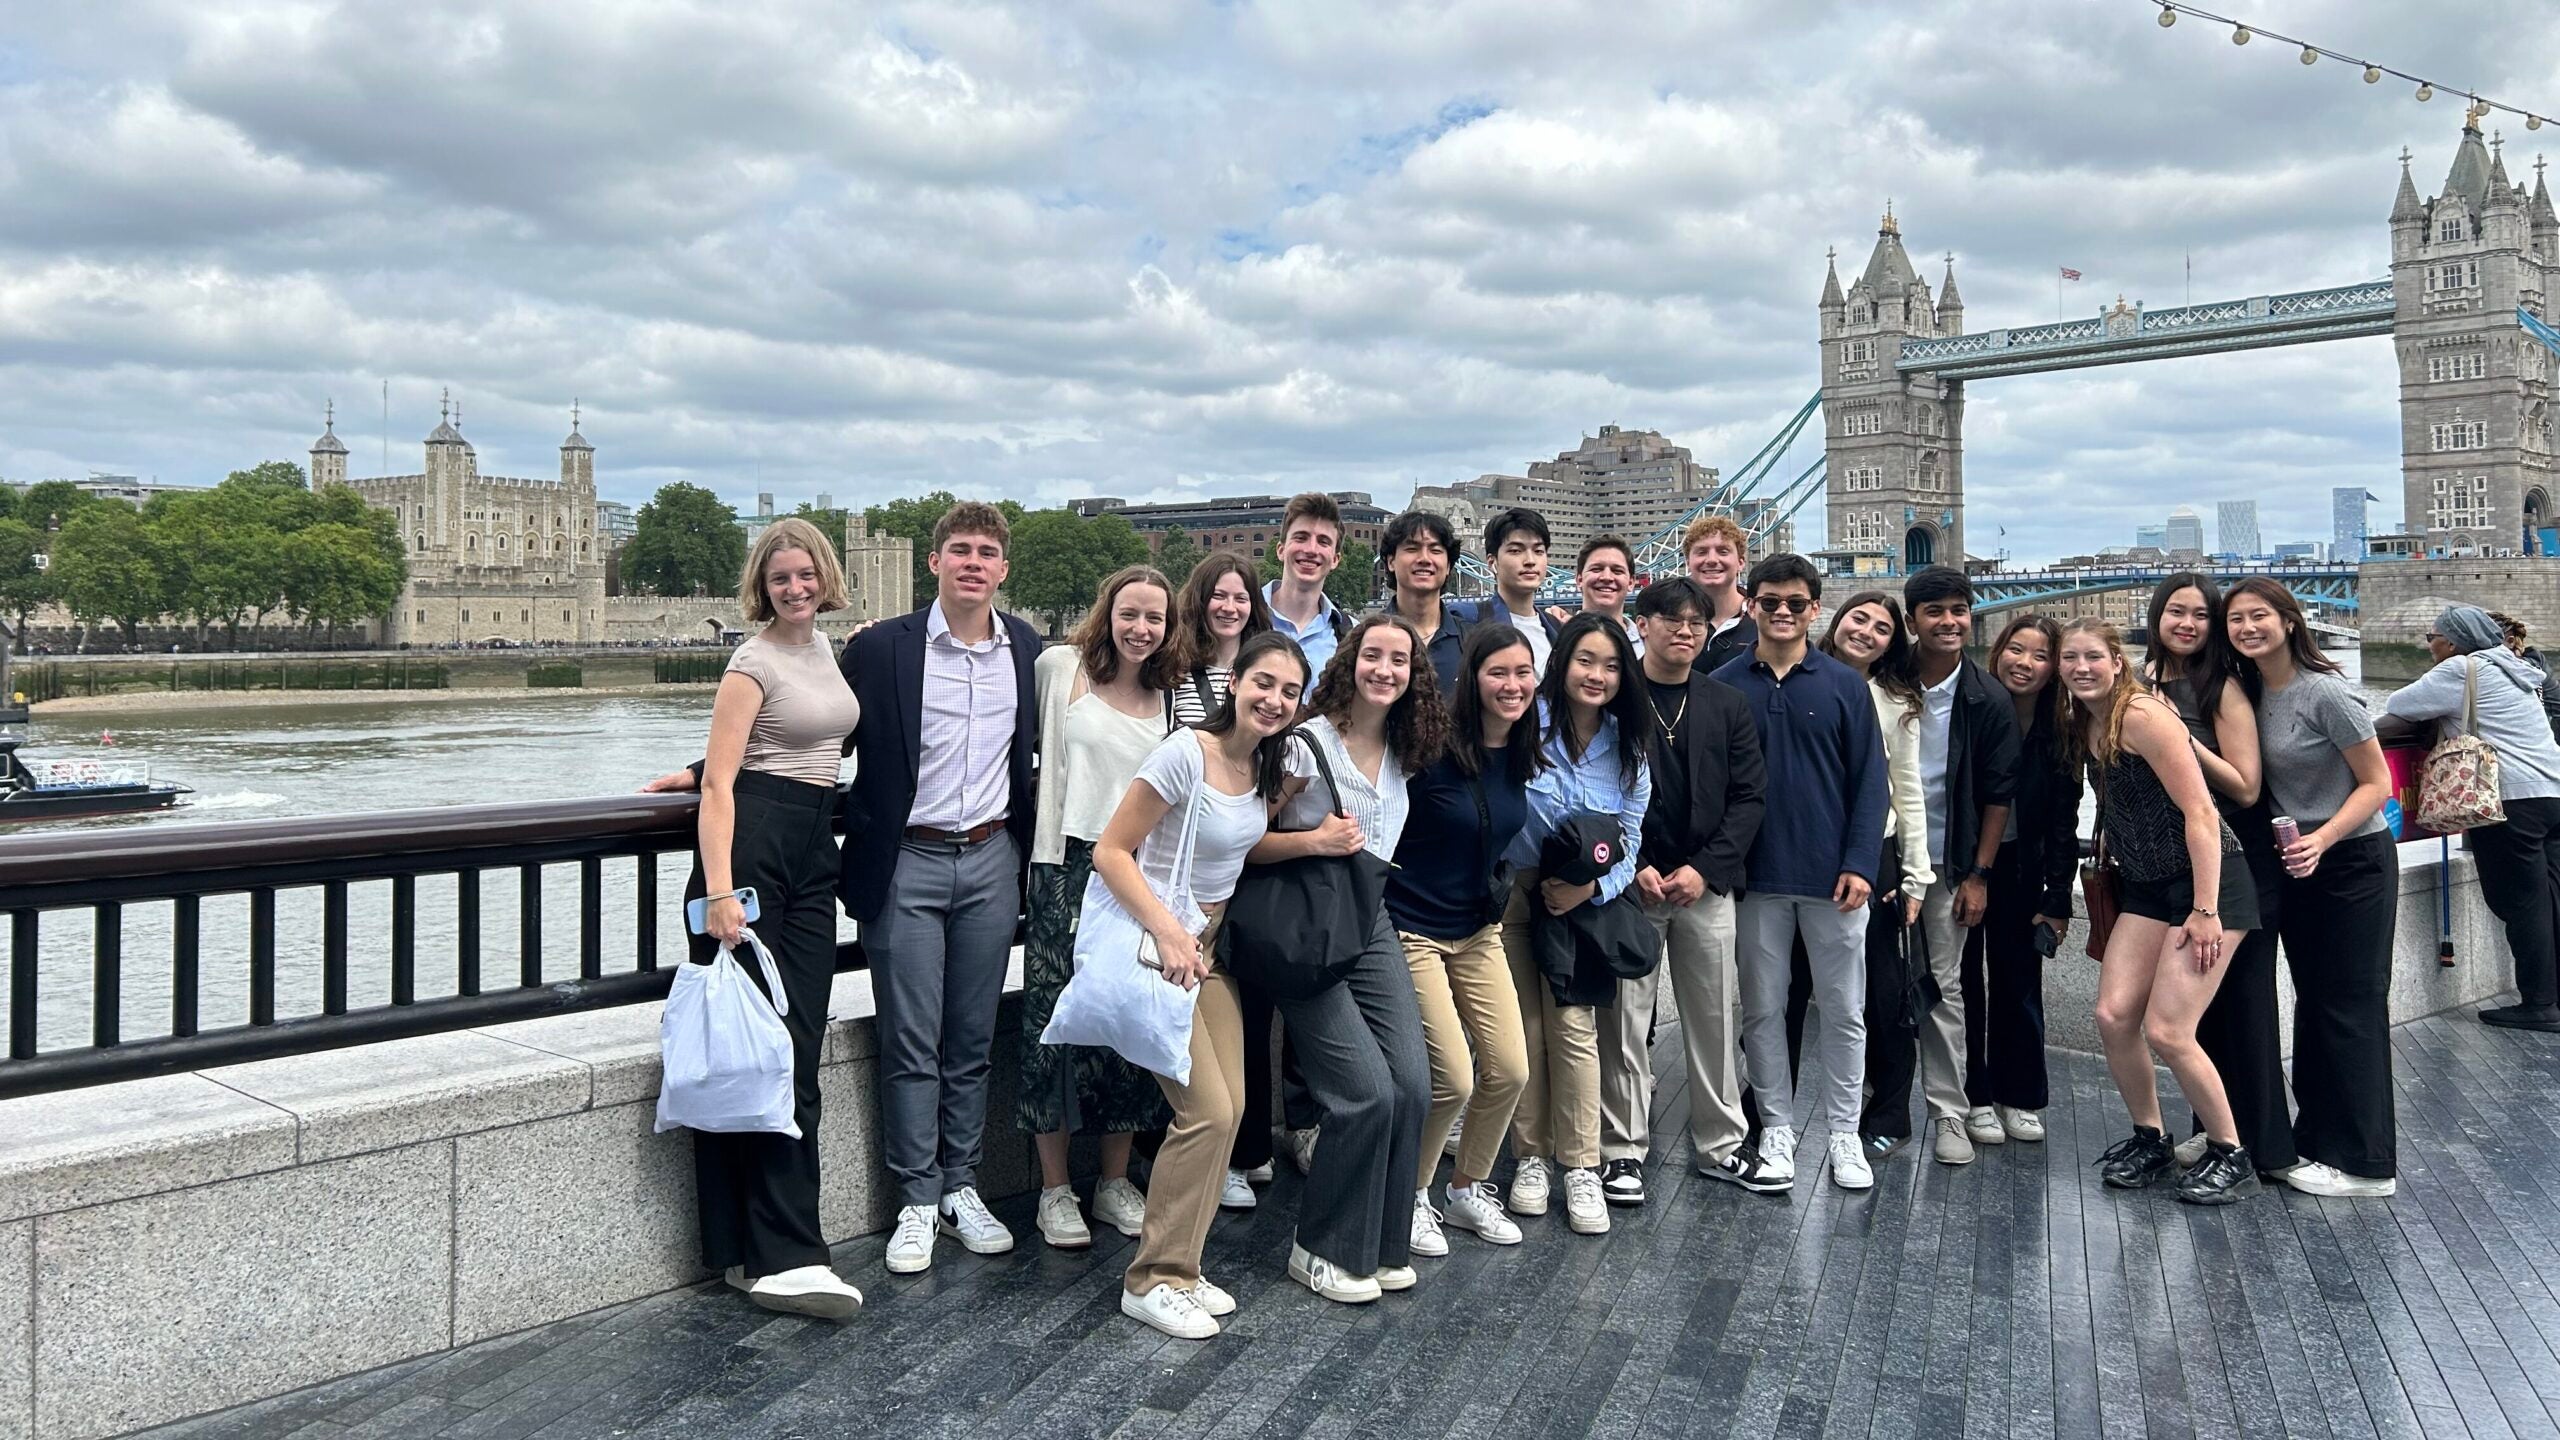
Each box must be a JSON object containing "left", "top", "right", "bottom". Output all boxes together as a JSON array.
[
  {"left": 1897, "top": 566, "right": 2021, "bottom": 1166},
  {"left": 1597, "top": 578, "right": 1782, "bottom": 1198},
  {"left": 1683, "top": 514, "right": 1757, "bottom": 675}
]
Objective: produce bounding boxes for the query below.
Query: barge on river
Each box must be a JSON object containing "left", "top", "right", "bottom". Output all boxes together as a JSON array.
[{"left": 0, "top": 708, "right": 191, "bottom": 821}]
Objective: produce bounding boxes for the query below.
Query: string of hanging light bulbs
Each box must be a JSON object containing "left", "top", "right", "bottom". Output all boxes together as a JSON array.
[{"left": 2149, "top": 2, "right": 2548, "bottom": 132}]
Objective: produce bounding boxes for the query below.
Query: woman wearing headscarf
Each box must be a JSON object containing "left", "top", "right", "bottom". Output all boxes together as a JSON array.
[{"left": 2383, "top": 605, "right": 2560, "bottom": 1031}]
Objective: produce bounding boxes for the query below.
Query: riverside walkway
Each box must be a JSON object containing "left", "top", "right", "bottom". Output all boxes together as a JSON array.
[{"left": 135, "top": 1007, "right": 2560, "bottom": 1440}]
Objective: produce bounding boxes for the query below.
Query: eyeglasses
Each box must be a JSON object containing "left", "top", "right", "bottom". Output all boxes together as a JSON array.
[
  {"left": 1751, "top": 595, "right": 1813, "bottom": 616},
  {"left": 1649, "top": 617, "right": 1708, "bottom": 635},
  {"left": 2425, "top": 633, "right": 2444, "bottom": 643}
]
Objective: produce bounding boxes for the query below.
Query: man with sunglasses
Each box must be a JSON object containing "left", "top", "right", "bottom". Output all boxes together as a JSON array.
[{"left": 1711, "top": 554, "right": 1888, "bottom": 1193}]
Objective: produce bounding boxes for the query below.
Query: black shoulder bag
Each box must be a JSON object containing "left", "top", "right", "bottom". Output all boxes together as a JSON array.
[
  {"left": 1221, "top": 729, "right": 1391, "bottom": 1001},
  {"left": 1466, "top": 769, "right": 1515, "bottom": 931}
]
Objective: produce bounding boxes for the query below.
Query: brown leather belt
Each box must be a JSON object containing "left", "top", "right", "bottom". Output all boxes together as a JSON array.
[{"left": 904, "top": 820, "right": 1005, "bottom": 847}]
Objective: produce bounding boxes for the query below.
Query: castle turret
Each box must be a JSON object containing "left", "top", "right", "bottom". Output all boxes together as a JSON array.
[
  {"left": 309, "top": 400, "right": 348, "bottom": 488},
  {"left": 1937, "top": 255, "right": 1964, "bottom": 336},
  {"left": 1821, "top": 203, "right": 1965, "bottom": 571},
  {"left": 425, "top": 388, "right": 473, "bottom": 557}
]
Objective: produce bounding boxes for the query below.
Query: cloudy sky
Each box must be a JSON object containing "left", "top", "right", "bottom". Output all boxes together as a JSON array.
[{"left": 1, "top": 0, "right": 2548, "bottom": 562}]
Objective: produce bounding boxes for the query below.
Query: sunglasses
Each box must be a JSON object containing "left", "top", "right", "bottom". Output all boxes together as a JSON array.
[{"left": 1751, "top": 595, "right": 1813, "bottom": 616}]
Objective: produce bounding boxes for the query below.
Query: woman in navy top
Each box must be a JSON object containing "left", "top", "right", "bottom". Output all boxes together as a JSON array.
[{"left": 1389, "top": 624, "right": 1544, "bottom": 1256}]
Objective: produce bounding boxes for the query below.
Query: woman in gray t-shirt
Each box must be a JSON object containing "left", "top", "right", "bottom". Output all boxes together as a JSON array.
[{"left": 2226, "top": 579, "right": 2398, "bottom": 1199}]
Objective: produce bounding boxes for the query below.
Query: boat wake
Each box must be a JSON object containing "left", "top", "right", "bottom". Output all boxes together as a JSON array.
[{"left": 188, "top": 790, "right": 286, "bottom": 813}]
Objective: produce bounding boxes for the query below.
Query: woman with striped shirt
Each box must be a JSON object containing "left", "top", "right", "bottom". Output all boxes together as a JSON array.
[{"left": 1172, "top": 554, "right": 1273, "bottom": 725}]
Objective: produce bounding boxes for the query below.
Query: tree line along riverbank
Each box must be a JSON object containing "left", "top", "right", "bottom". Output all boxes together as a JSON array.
[{"left": 16, "top": 648, "right": 733, "bottom": 710}]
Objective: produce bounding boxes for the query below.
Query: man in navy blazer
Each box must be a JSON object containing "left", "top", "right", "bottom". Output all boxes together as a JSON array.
[{"left": 652, "top": 500, "right": 1042, "bottom": 1276}]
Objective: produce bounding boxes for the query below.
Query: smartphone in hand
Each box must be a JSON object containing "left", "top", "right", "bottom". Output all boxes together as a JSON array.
[{"left": 685, "top": 888, "right": 761, "bottom": 935}]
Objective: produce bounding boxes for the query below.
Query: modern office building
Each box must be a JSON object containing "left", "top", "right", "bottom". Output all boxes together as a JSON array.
[
  {"left": 2164, "top": 506, "right": 2205, "bottom": 556},
  {"left": 2332, "top": 486, "right": 2377, "bottom": 558},
  {"left": 2134, "top": 524, "right": 2168, "bottom": 551},
  {"left": 2216, "top": 500, "right": 2261, "bottom": 559}
]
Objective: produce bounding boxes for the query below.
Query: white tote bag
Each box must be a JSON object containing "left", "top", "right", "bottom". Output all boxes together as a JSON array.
[
  {"left": 1041, "top": 785, "right": 1208, "bottom": 1084},
  {"left": 654, "top": 925, "right": 801, "bottom": 1138}
]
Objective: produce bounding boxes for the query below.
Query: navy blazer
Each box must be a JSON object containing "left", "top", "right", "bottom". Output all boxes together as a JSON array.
[{"left": 836, "top": 605, "right": 1044, "bottom": 923}]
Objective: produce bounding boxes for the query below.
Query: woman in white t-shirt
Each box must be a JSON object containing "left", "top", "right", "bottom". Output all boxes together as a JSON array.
[
  {"left": 1253, "top": 614, "right": 1443, "bottom": 1306},
  {"left": 1094, "top": 631, "right": 1308, "bottom": 1342}
]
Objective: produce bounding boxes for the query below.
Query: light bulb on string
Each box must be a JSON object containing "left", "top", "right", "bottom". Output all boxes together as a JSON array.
[
  {"left": 2416, "top": 83, "right": 2434, "bottom": 102},
  {"left": 2364, "top": 66, "right": 2382, "bottom": 84},
  {"left": 2157, "top": 5, "right": 2176, "bottom": 26},
  {"left": 2232, "top": 25, "right": 2251, "bottom": 44},
  {"left": 2531, "top": 115, "right": 2546, "bottom": 132},
  {"left": 2300, "top": 46, "right": 2319, "bottom": 66}
]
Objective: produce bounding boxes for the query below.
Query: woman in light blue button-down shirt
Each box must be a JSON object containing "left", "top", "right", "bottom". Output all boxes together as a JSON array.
[{"left": 1499, "top": 613, "right": 1651, "bottom": 1236}]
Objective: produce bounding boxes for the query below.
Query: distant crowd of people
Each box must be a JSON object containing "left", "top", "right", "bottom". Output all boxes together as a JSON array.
[{"left": 642, "top": 492, "right": 2560, "bottom": 1338}]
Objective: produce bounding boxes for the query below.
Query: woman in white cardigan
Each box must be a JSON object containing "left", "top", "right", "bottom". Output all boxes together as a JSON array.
[
  {"left": 1017, "top": 565, "right": 1183, "bottom": 1250},
  {"left": 1818, "top": 592, "right": 1936, "bottom": 1159}
]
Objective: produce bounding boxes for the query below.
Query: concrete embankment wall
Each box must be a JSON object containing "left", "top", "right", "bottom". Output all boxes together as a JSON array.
[
  {"left": 0, "top": 849, "right": 2526, "bottom": 1440},
  {"left": 0, "top": 969, "right": 1035, "bottom": 1440}
]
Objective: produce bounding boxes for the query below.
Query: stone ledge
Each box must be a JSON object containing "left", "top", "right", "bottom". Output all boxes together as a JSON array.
[
  {"left": 0, "top": 1075, "right": 296, "bottom": 1224},
  {"left": 204, "top": 1031, "right": 593, "bottom": 1163},
  {"left": 2, "top": 1220, "right": 27, "bottom": 1440}
]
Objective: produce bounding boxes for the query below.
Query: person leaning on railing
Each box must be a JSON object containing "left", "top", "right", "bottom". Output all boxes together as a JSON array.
[
  {"left": 684, "top": 516, "right": 865, "bottom": 1319},
  {"left": 2381, "top": 605, "right": 2560, "bottom": 1033}
]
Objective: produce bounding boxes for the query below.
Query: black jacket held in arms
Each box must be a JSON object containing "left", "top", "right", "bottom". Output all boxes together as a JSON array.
[
  {"left": 1637, "top": 673, "right": 1767, "bottom": 897},
  {"left": 2007, "top": 718, "right": 2083, "bottom": 918},
  {"left": 1939, "top": 657, "right": 2023, "bottom": 882}
]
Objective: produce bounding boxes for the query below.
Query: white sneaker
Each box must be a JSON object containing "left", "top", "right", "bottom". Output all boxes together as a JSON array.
[
  {"left": 885, "top": 1205, "right": 935, "bottom": 1274},
  {"left": 1244, "top": 1162, "right": 1275, "bottom": 1184},
  {"left": 1562, "top": 1167, "right": 1611, "bottom": 1235},
  {"left": 746, "top": 1264, "right": 863, "bottom": 1320},
  {"left": 1442, "top": 1182, "right": 1523, "bottom": 1245},
  {"left": 1123, "top": 1282, "right": 1219, "bottom": 1339},
  {"left": 938, "top": 1187, "right": 1015, "bottom": 1255},
  {"left": 1758, "top": 1125, "right": 1798, "bottom": 1183},
  {"left": 2172, "top": 1131, "right": 2212, "bottom": 1167},
  {"left": 1036, "top": 1185, "right": 1091, "bottom": 1250},
  {"left": 1410, "top": 1190, "right": 1449, "bottom": 1258},
  {"left": 1286, "top": 1127, "right": 1321, "bottom": 1176},
  {"left": 1444, "top": 1114, "right": 1465, "bottom": 1158},
  {"left": 1190, "top": 1275, "right": 1237, "bottom": 1318},
  {"left": 2281, "top": 1161, "right": 2396, "bottom": 1198},
  {"left": 1965, "top": 1105, "right": 2008, "bottom": 1146},
  {"left": 1999, "top": 1106, "right": 2046, "bottom": 1143},
  {"left": 1219, "top": 1169, "right": 1259, "bottom": 1211},
  {"left": 1092, "top": 1177, "right": 1147, "bottom": 1238},
  {"left": 1288, "top": 1240, "right": 1381, "bottom": 1304},
  {"left": 1374, "top": 1264, "right": 1418, "bottom": 1292},
  {"left": 1828, "top": 1133, "right": 1874, "bottom": 1191},
  {"left": 1509, "top": 1156, "right": 1552, "bottom": 1216}
]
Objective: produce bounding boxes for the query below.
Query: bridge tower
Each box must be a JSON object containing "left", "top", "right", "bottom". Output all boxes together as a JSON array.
[
  {"left": 1821, "top": 206, "right": 1967, "bottom": 573},
  {"left": 2391, "top": 116, "right": 2558, "bottom": 554}
]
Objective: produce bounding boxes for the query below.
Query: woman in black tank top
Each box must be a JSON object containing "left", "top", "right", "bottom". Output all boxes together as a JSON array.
[
  {"left": 2141, "top": 575, "right": 2299, "bottom": 1174},
  {"left": 2059, "top": 619, "right": 2261, "bottom": 1205}
]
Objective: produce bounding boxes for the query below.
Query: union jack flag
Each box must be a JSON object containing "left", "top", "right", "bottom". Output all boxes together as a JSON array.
[{"left": 2059, "top": 267, "right": 2083, "bottom": 282}]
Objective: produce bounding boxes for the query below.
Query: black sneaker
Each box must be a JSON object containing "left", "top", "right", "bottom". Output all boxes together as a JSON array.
[
  {"left": 1700, "top": 1148, "right": 1790, "bottom": 1195},
  {"left": 2480, "top": 1003, "right": 2560, "bottom": 1032},
  {"left": 2175, "top": 1142, "right": 2263, "bottom": 1206},
  {"left": 1861, "top": 1131, "right": 1908, "bottom": 1162},
  {"left": 2097, "top": 1127, "right": 2173, "bottom": 1189},
  {"left": 1599, "top": 1158, "right": 1646, "bottom": 1207}
]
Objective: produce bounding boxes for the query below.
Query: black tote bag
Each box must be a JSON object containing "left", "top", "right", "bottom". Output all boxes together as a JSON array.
[{"left": 1220, "top": 729, "right": 1391, "bottom": 1001}]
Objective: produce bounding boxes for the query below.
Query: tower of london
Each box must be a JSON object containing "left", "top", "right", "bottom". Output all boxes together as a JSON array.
[{"left": 313, "top": 392, "right": 608, "bottom": 646}]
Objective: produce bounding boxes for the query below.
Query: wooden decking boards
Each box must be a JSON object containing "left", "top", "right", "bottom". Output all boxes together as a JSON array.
[{"left": 141, "top": 1008, "right": 2560, "bottom": 1439}]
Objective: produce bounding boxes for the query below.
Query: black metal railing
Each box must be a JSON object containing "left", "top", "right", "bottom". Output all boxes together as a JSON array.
[{"left": 0, "top": 793, "right": 870, "bottom": 1098}]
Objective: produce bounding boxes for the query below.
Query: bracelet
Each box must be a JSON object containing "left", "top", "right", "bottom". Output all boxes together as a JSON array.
[
  {"left": 701, "top": 888, "right": 744, "bottom": 904},
  {"left": 2190, "top": 905, "right": 2217, "bottom": 918}
]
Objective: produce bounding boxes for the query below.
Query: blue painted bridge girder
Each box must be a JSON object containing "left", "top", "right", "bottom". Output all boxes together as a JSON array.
[
  {"left": 1897, "top": 281, "right": 2395, "bottom": 382},
  {"left": 1970, "top": 562, "right": 2362, "bottom": 615}
]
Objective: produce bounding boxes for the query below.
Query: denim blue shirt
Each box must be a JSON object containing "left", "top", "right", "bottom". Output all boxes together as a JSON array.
[
  {"left": 1710, "top": 645, "right": 1887, "bottom": 898},
  {"left": 1503, "top": 701, "right": 1653, "bottom": 904},
  {"left": 1264, "top": 580, "right": 1341, "bottom": 676}
]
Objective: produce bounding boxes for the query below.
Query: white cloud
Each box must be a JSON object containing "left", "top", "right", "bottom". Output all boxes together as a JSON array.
[{"left": 0, "top": 0, "right": 2547, "bottom": 557}]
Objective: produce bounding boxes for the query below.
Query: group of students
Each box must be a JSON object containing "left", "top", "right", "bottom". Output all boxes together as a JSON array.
[{"left": 654, "top": 487, "right": 2525, "bottom": 1341}]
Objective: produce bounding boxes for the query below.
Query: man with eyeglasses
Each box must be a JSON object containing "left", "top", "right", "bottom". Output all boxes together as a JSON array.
[
  {"left": 1600, "top": 577, "right": 1778, "bottom": 1198},
  {"left": 1711, "top": 554, "right": 1888, "bottom": 1193}
]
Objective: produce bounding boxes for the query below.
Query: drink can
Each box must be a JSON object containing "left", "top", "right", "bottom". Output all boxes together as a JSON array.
[{"left": 2271, "top": 815, "right": 2300, "bottom": 851}]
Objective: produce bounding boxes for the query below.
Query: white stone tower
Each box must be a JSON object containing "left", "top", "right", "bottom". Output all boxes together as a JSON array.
[
  {"left": 1820, "top": 205, "right": 1969, "bottom": 572},
  {"left": 424, "top": 387, "right": 474, "bottom": 558},
  {"left": 308, "top": 400, "right": 348, "bottom": 488},
  {"left": 844, "top": 511, "right": 915, "bottom": 623},
  {"left": 2391, "top": 114, "right": 2558, "bottom": 554},
  {"left": 561, "top": 402, "right": 607, "bottom": 639}
]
